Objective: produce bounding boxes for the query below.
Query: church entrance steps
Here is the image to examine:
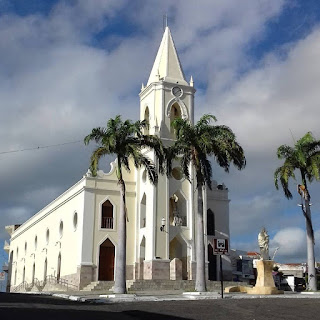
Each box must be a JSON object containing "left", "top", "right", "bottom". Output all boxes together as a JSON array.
[
  {"left": 81, "top": 281, "right": 115, "bottom": 292},
  {"left": 81, "top": 280, "right": 238, "bottom": 292}
]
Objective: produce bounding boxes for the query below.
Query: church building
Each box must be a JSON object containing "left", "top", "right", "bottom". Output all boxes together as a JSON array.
[{"left": 4, "top": 27, "right": 231, "bottom": 292}]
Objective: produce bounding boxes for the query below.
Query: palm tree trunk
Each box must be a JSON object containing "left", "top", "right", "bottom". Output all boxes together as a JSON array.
[
  {"left": 113, "top": 178, "right": 127, "bottom": 294},
  {"left": 195, "top": 185, "right": 207, "bottom": 292},
  {"left": 305, "top": 198, "right": 317, "bottom": 291}
]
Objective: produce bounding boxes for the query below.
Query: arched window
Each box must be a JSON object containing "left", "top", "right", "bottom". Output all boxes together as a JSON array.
[
  {"left": 59, "top": 221, "right": 63, "bottom": 238},
  {"left": 169, "top": 191, "right": 187, "bottom": 227},
  {"left": 140, "top": 194, "right": 146, "bottom": 228},
  {"left": 170, "top": 103, "right": 182, "bottom": 138},
  {"left": 144, "top": 107, "right": 150, "bottom": 135},
  {"left": 207, "top": 209, "right": 215, "bottom": 236},
  {"left": 101, "top": 200, "right": 113, "bottom": 229},
  {"left": 73, "top": 212, "right": 78, "bottom": 231},
  {"left": 46, "top": 229, "right": 50, "bottom": 245}
]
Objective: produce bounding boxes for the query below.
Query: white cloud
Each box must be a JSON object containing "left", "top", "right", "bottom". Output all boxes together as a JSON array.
[{"left": 270, "top": 227, "right": 306, "bottom": 261}]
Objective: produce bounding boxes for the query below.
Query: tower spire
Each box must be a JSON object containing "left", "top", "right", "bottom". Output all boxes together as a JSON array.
[{"left": 147, "top": 27, "right": 188, "bottom": 86}]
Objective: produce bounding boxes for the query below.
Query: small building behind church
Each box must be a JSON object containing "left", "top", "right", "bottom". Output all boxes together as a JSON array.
[{"left": 4, "top": 27, "right": 232, "bottom": 292}]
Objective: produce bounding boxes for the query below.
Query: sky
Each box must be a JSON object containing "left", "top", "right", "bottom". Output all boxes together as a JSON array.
[{"left": 1, "top": 0, "right": 320, "bottom": 272}]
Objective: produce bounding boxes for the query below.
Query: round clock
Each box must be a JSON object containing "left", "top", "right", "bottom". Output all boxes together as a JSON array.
[{"left": 172, "top": 86, "right": 182, "bottom": 97}]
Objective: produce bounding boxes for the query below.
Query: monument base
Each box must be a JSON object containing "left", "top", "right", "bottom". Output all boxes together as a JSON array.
[
  {"left": 247, "top": 260, "right": 283, "bottom": 295},
  {"left": 247, "top": 286, "right": 283, "bottom": 295}
]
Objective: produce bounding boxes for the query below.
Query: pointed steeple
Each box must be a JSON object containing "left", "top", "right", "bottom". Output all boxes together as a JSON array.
[{"left": 147, "top": 27, "right": 188, "bottom": 86}]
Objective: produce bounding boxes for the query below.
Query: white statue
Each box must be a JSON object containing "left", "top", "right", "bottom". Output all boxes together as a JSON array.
[
  {"left": 170, "top": 194, "right": 183, "bottom": 226},
  {"left": 258, "top": 227, "right": 270, "bottom": 260}
]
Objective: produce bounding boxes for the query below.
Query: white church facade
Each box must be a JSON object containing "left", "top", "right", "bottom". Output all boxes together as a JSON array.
[{"left": 4, "top": 27, "right": 231, "bottom": 292}]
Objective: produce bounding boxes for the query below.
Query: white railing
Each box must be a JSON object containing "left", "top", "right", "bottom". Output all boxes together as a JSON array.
[{"left": 102, "top": 217, "right": 113, "bottom": 229}]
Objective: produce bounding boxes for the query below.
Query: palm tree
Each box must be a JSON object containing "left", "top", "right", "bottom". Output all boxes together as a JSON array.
[
  {"left": 274, "top": 132, "right": 320, "bottom": 291},
  {"left": 167, "top": 114, "right": 246, "bottom": 292},
  {"left": 84, "top": 115, "right": 163, "bottom": 294}
]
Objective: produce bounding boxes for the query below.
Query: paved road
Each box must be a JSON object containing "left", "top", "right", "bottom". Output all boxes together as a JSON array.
[{"left": 0, "top": 292, "right": 319, "bottom": 319}]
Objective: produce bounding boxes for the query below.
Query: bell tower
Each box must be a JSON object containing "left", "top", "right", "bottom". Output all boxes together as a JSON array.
[
  {"left": 139, "top": 26, "right": 195, "bottom": 139},
  {"left": 135, "top": 27, "right": 197, "bottom": 281}
]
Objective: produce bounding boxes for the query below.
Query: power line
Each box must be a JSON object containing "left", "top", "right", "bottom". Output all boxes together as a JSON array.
[{"left": 0, "top": 140, "right": 82, "bottom": 155}]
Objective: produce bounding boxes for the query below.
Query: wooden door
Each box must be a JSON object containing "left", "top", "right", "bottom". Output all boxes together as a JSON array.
[
  {"left": 98, "top": 243, "right": 115, "bottom": 281},
  {"left": 208, "top": 244, "right": 217, "bottom": 280}
]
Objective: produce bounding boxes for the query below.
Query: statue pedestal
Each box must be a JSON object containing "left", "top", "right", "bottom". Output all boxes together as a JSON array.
[{"left": 248, "top": 260, "right": 283, "bottom": 295}]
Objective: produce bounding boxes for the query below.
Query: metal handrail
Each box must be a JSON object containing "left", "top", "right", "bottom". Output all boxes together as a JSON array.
[
  {"left": 12, "top": 275, "right": 78, "bottom": 292},
  {"left": 44, "top": 275, "right": 78, "bottom": 290},
  {"left": 12, "top": 281, "right": 28, "bottom": 292}
]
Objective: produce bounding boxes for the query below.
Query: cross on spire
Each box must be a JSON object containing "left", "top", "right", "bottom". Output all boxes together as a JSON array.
[{"left": 163, "top": 14, "right": 168, "bottom": 30}]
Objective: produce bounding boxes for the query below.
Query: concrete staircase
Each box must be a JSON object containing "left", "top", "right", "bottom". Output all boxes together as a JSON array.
[
  {"left": 81, "top": 280, "right": 237, "bottom": 292},
  {"left": 81, "top": 281, "right": 115, "bottom": 292},
  {"left": 126, "top": 280, "right": 236, "bottom": 292}
]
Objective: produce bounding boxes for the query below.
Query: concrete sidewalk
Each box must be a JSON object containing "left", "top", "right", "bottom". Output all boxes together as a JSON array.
[{"left": 25, "top": 290, "right": 320, "bottom": 304}]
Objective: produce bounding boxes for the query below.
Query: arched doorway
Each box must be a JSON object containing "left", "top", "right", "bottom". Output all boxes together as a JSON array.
[
  {"left": 32, "top": 263, "right": 35, "bottom": 285},
  {"left": 57, "top": 253, "right": 61, "bottom": 282},
  {"left": 7, "top": 251, "right": 13, "bottom": 291},
  {"left": 207, "top": 209, "right": 215, "bottom": 235},
  {"left": 139, "top": 237, "right": 146, "bottom": 279},
  {"left": 169, "top": 236, "right": 188, "bottom": 279},
  {"left": 208, "top": 244, "right": 217, "bottom": 280},
  {"left": 22, "top": 266, "right": 25, "bottom": 283},
  {"left": 98, "top": 239, "right": 115, "bottom": 281},
  {"left": 43, "top": 258, "right": 47, "bottom": 283}
]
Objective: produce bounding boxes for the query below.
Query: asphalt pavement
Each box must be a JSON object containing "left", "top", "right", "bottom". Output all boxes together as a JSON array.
[{"left": 1, "top": 291, "right": 320, "bottom": 319}]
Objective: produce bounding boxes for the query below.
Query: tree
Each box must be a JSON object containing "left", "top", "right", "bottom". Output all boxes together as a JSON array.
[
  {"left": 84, "top": 115, "right": 163, "bottom": 294},
  {"left": 274, "top": 132, "right": 320, "bottom": 291},
  {"left": 166, "top": 114, "right": 246, "bottom": 292}
]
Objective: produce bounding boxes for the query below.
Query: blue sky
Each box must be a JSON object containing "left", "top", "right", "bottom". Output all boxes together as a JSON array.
[{"left": 2, "top": 0, "right": 320, "bottom": 281}]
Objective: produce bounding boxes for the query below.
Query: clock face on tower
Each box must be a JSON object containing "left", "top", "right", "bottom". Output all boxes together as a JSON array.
[{"left": 172, "top": 86, "right": 182, "bottom": 97}]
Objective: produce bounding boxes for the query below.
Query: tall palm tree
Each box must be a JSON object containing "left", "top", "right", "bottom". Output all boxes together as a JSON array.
[
  {"left": 84, "top": 115, "right": 163, "bottom": 294},
  {"left": 167, "top": 114, "right": 246, "bottom": 292},
  {"left": 274, "top": 132, "right": 320, "bottom": 291}
]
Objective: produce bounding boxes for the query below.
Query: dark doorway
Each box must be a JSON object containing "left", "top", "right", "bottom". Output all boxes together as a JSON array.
[
  {"left": 57, "top": 253, "right": 61, "bottom": 281},
  {"left": 208, "top": 244, "right": 217, "bottom": 280},
  {"left": 207, "top": 209, "right": 215, "bottom": 235},
  {"left": 98, "top": 239, "right": 115, "bottom": 281},
  {"left": 44, "top": 258, "right": 47, "bottom": 282},
  {"left": 32, "top": 263, "right": 35, "bottom": 285}
]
